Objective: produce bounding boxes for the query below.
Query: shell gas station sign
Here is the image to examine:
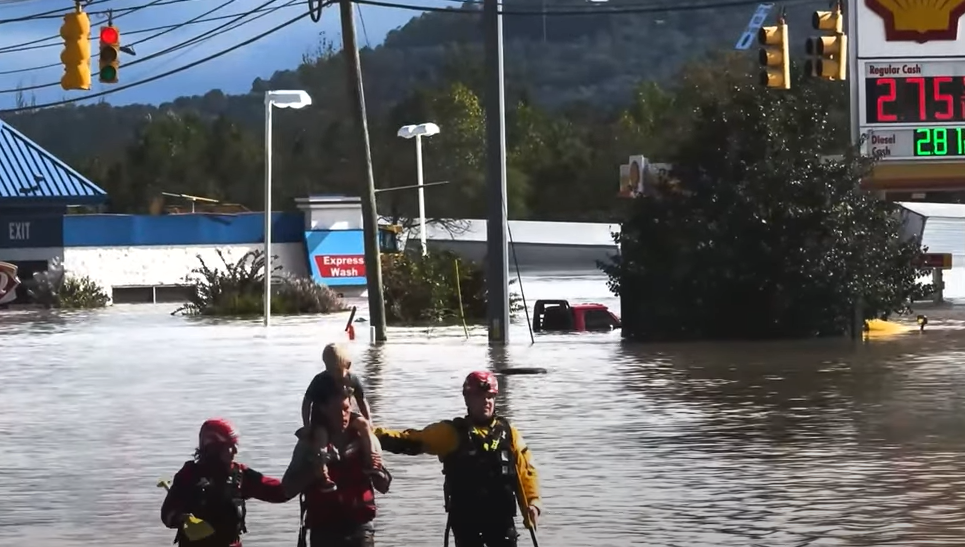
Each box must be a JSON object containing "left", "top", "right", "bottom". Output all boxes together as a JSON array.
[{"left": 856, "top": 0, "right": 965, "bottom": 190}]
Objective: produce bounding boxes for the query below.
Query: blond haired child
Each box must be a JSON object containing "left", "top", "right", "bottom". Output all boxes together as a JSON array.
[{"left": 300, "top": 343, "right": 379, "bottom": 491}]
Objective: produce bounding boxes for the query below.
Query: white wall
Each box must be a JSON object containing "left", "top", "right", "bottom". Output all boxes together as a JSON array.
[
  {"left": 0, "top": 247, "right": 63, "bottom": 264},
  {"left": 62, "top": 243, "right": 307, "bottom": 300}
]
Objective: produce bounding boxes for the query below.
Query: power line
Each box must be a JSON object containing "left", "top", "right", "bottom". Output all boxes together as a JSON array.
[
  {"left": 0, "top": 1, "right": 301, "bottom": 55},
  {"left": 357, "top": 0, "right": 813, "bottom": 16},
  {"left": 0, "top": 6, "right": 320, "bottom": 114},
  {"left": 0, "top": 0, "right": 111, "bottom": 25},
  {"left": 0, "top": 0, "right": 295, "bottom": 93},
  {"left": 0, "top": 0, "right": 168, "bottom": 54},
  {"left": 0, "top": 0, "right": 239, "bottom": 76},
  {"left": 0, "top": 0, "right": 197, "bottom": 25},
  {"left": 356, "top": 3, "right": 370, "bottom": 48}
]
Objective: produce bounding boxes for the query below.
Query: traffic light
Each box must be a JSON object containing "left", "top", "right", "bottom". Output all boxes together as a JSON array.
[
  {"left": 758, "top": 20, "right": 790, "bottom": 89},
  {"left": 59, "top": 10, "right": 91, "bottom": 91},
  {"left": 98, "top": 25, "right": 120, "bottom": 84},
  {"left": 805, "top": 4, "right": 847, "bottom": 80}
]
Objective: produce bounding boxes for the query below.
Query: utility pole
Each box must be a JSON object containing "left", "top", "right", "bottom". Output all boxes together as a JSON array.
[
  {"left": 484, "top": 0, "right": 510, "bottom": 345},
  {"left": 339, "top": 0, "right": 387, "bottom": 342}
]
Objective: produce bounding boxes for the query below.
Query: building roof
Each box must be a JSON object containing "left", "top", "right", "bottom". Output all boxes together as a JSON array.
[
  {"left": 898, "top": 202, "right": 965, "bottom": 219},
  {"left": 0, "top": 119, "right": 107, "bottom": 205}
]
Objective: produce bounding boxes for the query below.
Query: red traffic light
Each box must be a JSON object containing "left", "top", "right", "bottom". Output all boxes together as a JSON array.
[{"left": 100, "top": 26, "right": 118, "bottom": 44}]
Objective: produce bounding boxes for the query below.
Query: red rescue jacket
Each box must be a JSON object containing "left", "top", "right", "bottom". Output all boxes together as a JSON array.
[{"left": 302, "top": 431, "right": 378, "bottom": 530}]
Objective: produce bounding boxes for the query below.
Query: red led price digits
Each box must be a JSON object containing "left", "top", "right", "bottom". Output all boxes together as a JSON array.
[
  {"left": 876, "top": 78, "right": 897, "bottom": 122},
  {"left": 933, "top": 76, "right": 954, "bottom": 120},
  {"left": 875, "top": 76, "right": 961, "bottom": 123}
]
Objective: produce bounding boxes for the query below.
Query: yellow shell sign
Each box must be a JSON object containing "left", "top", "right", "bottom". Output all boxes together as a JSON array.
[{"left": 866, "top": 0, "right": 965, "bottom": 42}]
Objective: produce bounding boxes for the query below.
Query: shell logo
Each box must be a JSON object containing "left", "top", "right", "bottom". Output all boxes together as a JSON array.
[{"left": 865, "top": 0, "right": 965, "bottom": 43}]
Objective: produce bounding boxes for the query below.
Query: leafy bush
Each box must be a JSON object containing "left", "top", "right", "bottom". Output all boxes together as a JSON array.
[
  {"left": 25, "top": 258, "right": 109, "bottom": 309},
  {"left": 382, "top": 250, "right": 521, "bottom": 326},
  {"left": 603, "top": 67, "right": 931, "bottom": 341},
  {"left": 173, "top": 250, "right": 347, "bottom": 316}
]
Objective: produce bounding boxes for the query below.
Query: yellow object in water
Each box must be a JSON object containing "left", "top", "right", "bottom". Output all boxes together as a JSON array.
[
  {"left": 182, "top": 514, "right": 216, "bottom": 541},
  {"left": 864, "top": 319, "right": 913, "bottom": 339}
]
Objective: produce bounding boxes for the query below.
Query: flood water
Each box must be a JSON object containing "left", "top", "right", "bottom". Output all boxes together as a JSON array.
[{"left": 4, "top": 271, "right": 965, "bottom": 546}]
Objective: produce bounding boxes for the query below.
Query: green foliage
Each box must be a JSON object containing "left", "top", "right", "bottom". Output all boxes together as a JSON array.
[
  {"left": 174, "top": 250, "right": 347, "bottom": 317},
  {"left": 26, "top": 266, "right": 109, "bottom": 309},
  {"left": 8, "top": 1, "right": 830, "bottom": 225},
  {"left": 381, "top": 250, "right": 521, "bottom": 326},
  {"left": 603, "top": 61, "right": 931, "bottom": 342}
]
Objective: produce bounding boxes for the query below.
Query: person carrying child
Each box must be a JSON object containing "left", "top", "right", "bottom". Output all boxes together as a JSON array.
[{"left": 300, "top": 343, "right": 379, "bottom": 491}]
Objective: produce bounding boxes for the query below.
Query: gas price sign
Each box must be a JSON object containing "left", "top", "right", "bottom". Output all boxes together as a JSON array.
[
  {"left": 866, "top": 127, "right": 965, "bottom": 160},
  {"left": 861, "top": 59, "right": 965, "bottom": 161}
]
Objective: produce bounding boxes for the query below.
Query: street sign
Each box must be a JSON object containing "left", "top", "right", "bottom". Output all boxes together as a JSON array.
[
  {"left": 734, "top": 3, "right": 774, "bottom": 50},
  {"left": 919, "top": 253, "right": 953, "bottom": 269}
]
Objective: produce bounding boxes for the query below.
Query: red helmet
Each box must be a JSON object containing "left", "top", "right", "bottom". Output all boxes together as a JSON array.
[
  {"left": 463, "top": 371, "right": 498, "bottom": 396},
  {"left": 199, "top": 418, "right": 239, "bottom": 449}
]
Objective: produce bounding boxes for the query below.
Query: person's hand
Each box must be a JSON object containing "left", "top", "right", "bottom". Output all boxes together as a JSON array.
[
  {"left": 527, "top": 505, "right": 540, "bottom": 529},
  {"left": 370, "top": 452, "right": 383, "bottom": 470}
]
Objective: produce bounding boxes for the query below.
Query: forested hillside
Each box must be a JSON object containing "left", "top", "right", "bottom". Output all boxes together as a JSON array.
[
  {"left": 3, "top": 0, "right": 825, "bottom": 162},
  {"left": 0, "top": 0, "right": 843, "bottom": 223}
]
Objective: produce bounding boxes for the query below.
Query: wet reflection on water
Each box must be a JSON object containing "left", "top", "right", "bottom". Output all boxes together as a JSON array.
[{"left": 2, "top": 273, "right": 965, "bottom": 546}]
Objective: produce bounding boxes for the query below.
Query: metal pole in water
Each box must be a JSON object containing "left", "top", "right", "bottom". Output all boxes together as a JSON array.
[
  {"left": 339, "top": 0, "right": 387, "bottom": 342},
  {"left": 484, "top": 0, "right": 509, "bottom": 345},
  {"left": 263, "top": 96, "right": 273, "bottom": 327}
]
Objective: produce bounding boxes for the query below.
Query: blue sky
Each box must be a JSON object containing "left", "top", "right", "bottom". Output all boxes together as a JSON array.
[{"left": 0, "top": 0, "right": 443, "bottom": 109}]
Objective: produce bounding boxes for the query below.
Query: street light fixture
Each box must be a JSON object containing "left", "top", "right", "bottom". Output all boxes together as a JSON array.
[
  {"left": 263, "top": 89, "right": 312, "bottom": 327},
  {"left": 397, "top": 122, "right": 441, "bottom": 256}
]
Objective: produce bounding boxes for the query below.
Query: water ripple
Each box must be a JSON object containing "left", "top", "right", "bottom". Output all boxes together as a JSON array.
[{"left": 3, "top": 275, "right": 965, "bottom": 546}]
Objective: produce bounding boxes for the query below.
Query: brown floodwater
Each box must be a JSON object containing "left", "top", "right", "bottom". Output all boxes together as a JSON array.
[{"left": 1, "top": 272, "right": 965, "bottom": 546}]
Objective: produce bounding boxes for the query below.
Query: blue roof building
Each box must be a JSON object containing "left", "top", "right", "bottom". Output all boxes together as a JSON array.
[{"left": 0, "top": 119, "right": 107, "bottom": 207}]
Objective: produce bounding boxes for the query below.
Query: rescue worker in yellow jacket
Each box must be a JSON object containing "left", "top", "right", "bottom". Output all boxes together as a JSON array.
[{"left": 374, "top": 371, "right": 541, "bottom": 547}]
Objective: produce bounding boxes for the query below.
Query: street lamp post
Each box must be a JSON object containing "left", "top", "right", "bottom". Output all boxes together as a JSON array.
[
  {"left": 263, "top": 90, "right": 312, "bottom": 327},
  {"left": 397, "top": 122, "right": 441, "bottom": 256}
]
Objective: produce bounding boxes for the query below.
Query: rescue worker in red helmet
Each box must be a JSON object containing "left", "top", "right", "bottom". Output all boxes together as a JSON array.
[
  {"left": 284, "top": 384, "right": 392, "bottom": 547},
  {"left": 374, "top": 371, "right": 542, "bottom": 547},
  {"left": 161, "top": 418, "right": 314, "bottom": 547}
]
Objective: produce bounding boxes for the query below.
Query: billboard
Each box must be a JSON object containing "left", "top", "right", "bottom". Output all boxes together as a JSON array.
[{"left": 304, "top": 230, "right": 367, "bottom": 287}]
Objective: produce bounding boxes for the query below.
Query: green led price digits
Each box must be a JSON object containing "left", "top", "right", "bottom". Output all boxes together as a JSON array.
[{"left": 914, "top": 127, "right": 965, "bottom": 156}]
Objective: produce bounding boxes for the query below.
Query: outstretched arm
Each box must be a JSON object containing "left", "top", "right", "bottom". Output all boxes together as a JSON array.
[
  {"left": 373, "top": 421, "right": 460, "bottom": 457},
  {"left": 510, "top": 426, "right": 542, "bottom": 529},
  {"left": 240, "top": 465, "right": 292, "bottom": 504}
]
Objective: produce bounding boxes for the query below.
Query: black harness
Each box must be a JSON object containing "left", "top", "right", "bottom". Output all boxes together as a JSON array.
[
  {"left": 173, "top": 463, "right": 247, "bottom": 544},
  {"left": 441, "top": 416, "right": 518, "bottom": 519}
]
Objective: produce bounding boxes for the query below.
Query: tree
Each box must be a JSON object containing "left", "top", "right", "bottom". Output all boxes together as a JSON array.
[{"left": 603, "top": 64, "right": 931, "bottom": 342}]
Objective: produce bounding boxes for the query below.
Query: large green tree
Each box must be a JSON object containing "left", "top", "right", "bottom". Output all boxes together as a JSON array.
[{"left": 604, "top": 61, "right": 930, "bottom": 341}]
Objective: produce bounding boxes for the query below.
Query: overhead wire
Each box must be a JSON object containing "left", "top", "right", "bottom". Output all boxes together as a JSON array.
[
  {"left": 356, "top": 3, "right": 369, "bottom": 48},
  {"left": 0, "top": 0, "right": 110, "bottom": 25},
  {"left": 0, "top": 0, "right": 203, "bottom": 25},
  {"left": 0, "top": 5, "right": 324, "bottom": 114},
  {"left": 0, "top": 0, "right": 170, "bottom": 54},
  {"left": 0, "top": 0, "right": 806, "bottom": 111},
  {"left": 354, "top": 0, "right": 815, "bottom": 15},
  {"left": 0, "top": 0, "right": 238, "bottom": 76},
  {"left": 0, "top": 0, "right": 295, "bottom": 93},
  {"left": 0, "top": 1, "right": 302, "bottom": 55},
  {"left": 123, "top": 0, "right": 300, "bottom": 80}
]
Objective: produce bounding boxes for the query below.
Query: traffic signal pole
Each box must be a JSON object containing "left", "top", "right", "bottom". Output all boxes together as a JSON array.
[{"left": 338, "top": 0, "right": 387, "bottom": 342}]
